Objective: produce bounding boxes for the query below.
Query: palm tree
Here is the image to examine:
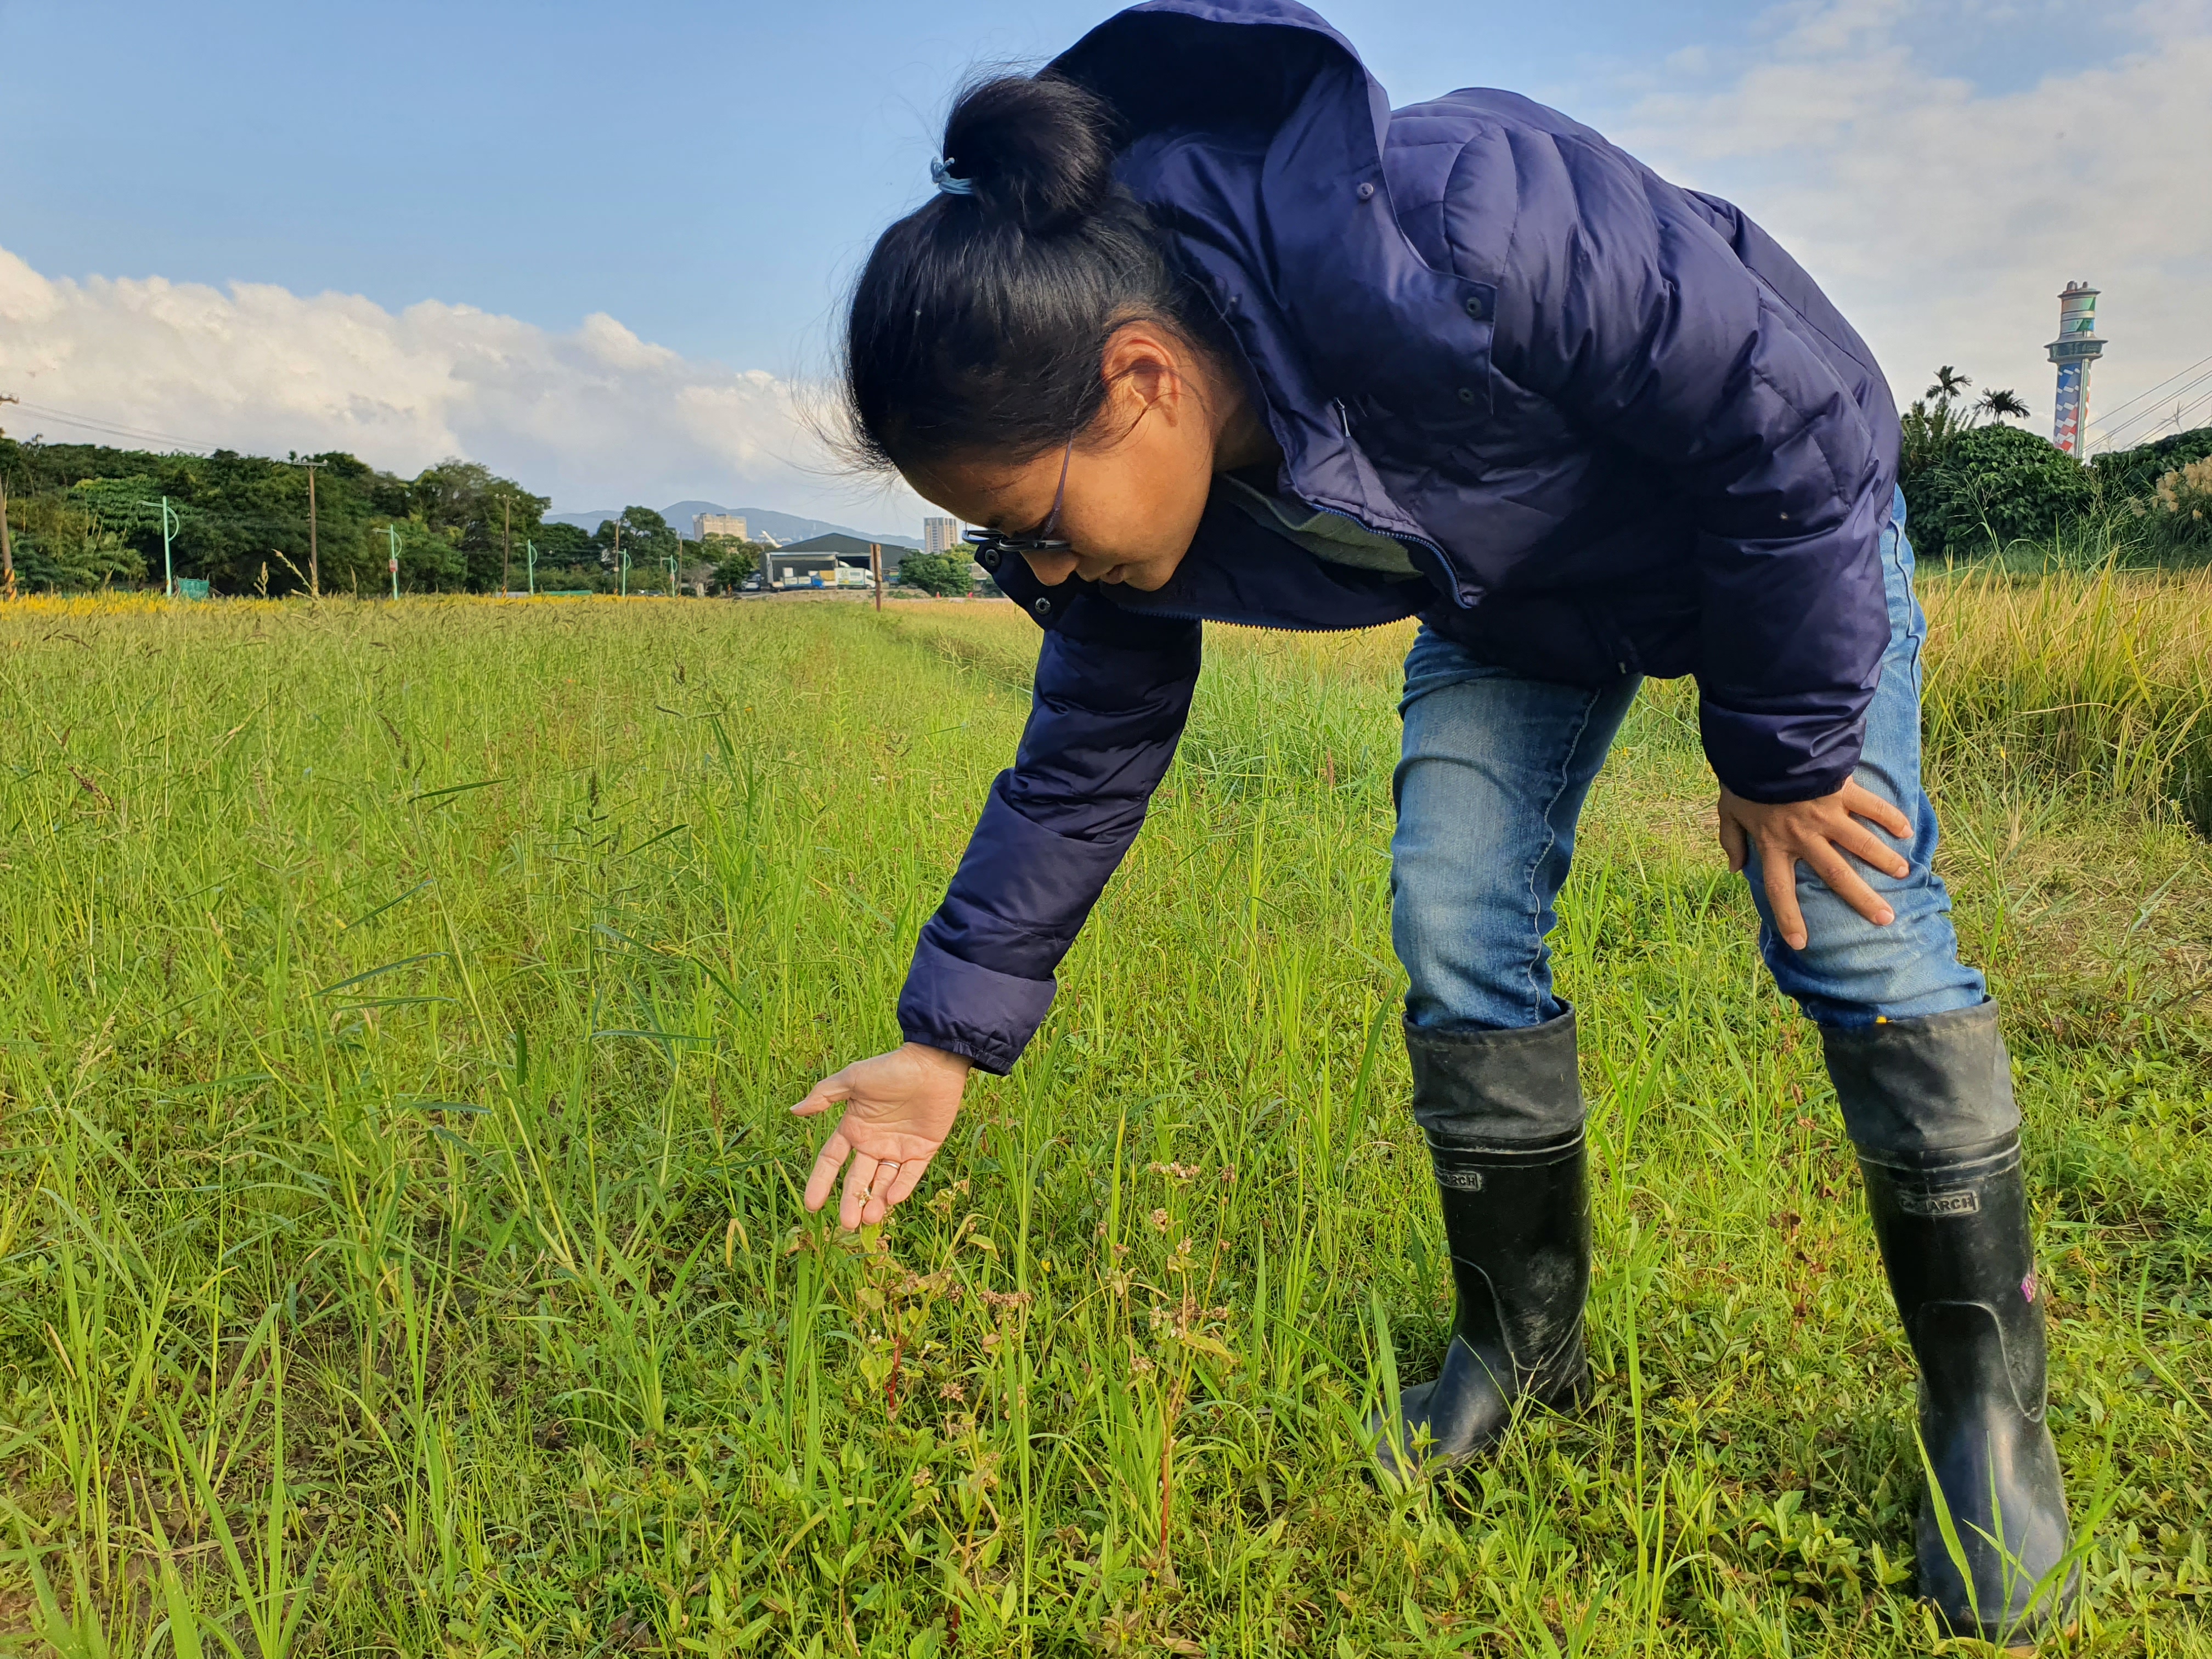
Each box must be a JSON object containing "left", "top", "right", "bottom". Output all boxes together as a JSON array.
[
  {"left": 1927, "top": 365, "right": 1972, "bottom": 402},
  {"left": 1976, "top": 388, "right": 2030, "bottom": 422}
]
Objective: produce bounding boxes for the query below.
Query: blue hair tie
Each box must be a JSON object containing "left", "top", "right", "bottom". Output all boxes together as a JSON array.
[{"left": 930, "top": 156, "right": 978, "bottom": 197}]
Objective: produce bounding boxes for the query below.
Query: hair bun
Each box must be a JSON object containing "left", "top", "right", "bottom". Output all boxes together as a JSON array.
[{"left": 940, "top": 72, "right": 1117, "bottom": 236}]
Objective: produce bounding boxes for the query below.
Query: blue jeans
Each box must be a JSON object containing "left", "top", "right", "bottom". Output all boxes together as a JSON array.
[{"left": 1391, "top": 494, "right": 1990, "bottom": 1141}]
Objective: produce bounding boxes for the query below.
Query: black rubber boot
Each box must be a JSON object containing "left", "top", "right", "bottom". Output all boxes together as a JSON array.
[
  {"left": 1827, "top": 1013, "right": 2076, "bottom": 1645},
  {"left": 1373, "top": 1016, "right": 1591, "bottom": 1481}
]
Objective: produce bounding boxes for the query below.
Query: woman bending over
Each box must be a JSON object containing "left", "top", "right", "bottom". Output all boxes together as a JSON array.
[{"left": 794, "top": 3, "right": 2073, "bottom": 1642}]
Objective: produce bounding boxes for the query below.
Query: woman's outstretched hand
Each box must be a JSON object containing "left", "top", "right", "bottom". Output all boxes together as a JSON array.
[
  {"left": 792, "top": 1042, "right": 972, "bottom": 1229},
  {"left": 1716, "top": 780, "right": 1912, "bottom": 951}
]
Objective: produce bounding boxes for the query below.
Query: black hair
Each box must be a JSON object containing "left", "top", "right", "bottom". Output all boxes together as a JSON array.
[{"left": 840, "top": 70, "right": 1224, "bottom": 477}]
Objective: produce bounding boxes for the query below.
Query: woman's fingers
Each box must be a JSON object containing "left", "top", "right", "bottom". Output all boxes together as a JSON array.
[
  {"left": 1835, "top": 819, "right": 1911, "bottom": 880},
  {"left": 1760, "top": 848, "right": 1809, "bottom": 950},
  {"left": 1842, "top": 780, "right": 1912, "bottom": 840},
  {"left": 858, "top": 1160, "right": 899, "bottom": 1227},
  {"left": 803, "top": 1128, "right": 851, "bottom": 1213},
  {"left": 789, "top": 1073, "right": 852, "bottom": 1118},
  {"left": 1717, "top": 808, "right": 1748, "bottom": 874},
  {"left": 800, "top": 1127, "right": 939, "bottom": 1227},
  {"left": 1805, "top": 841, "right": 1896, "bottom": 928},
  {"left": 838, "top": 1151, "right": 881, "bottom": 1232},
  {"left": 882, "top": 1153, "right": 933, "bottom": 1210},
  {"left": 856, "top": 1153, "right": 935, "bottom": 1225}
]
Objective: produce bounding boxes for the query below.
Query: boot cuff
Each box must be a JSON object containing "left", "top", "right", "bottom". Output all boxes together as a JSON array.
[
  {"left": 1406, "top": 1008, "right": 1584, "bottom": 1147},
  {"left": 1820, "top": 1000, "right": 2021, "bottom": 1160}
]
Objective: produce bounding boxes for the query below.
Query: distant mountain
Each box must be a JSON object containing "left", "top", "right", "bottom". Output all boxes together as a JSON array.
[{"left": 546, "top": 500, "right": 921, "bottom": 549}]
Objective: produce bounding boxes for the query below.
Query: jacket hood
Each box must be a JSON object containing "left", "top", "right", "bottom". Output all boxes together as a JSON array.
[
  {"left": 1052, "top": 0, "right": 1390, "bottom": 159},
  {"left": 1051, "top": 0, "right": 1457, "bottom": 545}
]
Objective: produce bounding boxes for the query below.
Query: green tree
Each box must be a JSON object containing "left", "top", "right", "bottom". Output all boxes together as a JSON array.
[
  {"left": 6, "top": 490, "right": 146, "bottom": 591},
  {"left": 411, "top": 458, "right": 550, "bottom": 591},
  {"left": 2091, "top": 426, "right": 2212, "bottom": 503},
  {"left": 702, "top": 534, "right": 768, "bottom": 592},
  {"left": 1904, "top": 424, "right": 2093, "bottom": 558},
  {"left": 1927, "top": 365, "right": 1972, "bottom": 402},
  {"left": 897, "top": 548, "right": 975, "bottom": 597},
  {"left": 534, "top": 521, "right": 597, "bottom": 562},
  {"left": 1902, "top": 368, "right": 2032, "bottom": 497},
  {"left": 528, "top": 521, "right": 605, "bottom": 589},
  {"left": 593, "top": 506, "right": 681, "bottom": 580}
]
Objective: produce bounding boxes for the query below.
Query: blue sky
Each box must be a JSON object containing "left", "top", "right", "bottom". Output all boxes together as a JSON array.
[{"left": 3, "top": 0, "right": 2206, "bottom": 528}]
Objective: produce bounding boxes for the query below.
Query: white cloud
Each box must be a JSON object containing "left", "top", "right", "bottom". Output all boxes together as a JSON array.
[
  {"left": 0, "top": 246, "right": 925, "bottom": 530},
  {"left": 1615, "top": 0, "right": 2212, "bottom": 452}
]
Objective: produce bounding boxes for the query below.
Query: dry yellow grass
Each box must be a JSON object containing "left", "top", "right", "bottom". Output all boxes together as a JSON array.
[
  {"left": 1921, "top": 566, "right": 2212, "bottom": 823},
  {"left": 886, "top": 568, "right": 2212, "bottom": 828}
]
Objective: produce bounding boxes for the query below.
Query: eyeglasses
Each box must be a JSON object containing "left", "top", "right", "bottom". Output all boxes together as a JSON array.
[{"left": 971, "top": 436, "right": 1075, "bottom": 560}]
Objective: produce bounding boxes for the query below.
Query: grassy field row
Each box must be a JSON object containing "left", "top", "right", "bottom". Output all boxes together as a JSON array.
[{"left": 0, "top": 583, "right": 2206, "bottom": 1656}]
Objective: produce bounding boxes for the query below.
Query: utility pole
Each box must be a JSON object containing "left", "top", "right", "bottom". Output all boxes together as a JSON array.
[
  {"left": 870, "top": 543, "right": 883, "bottom": 612},
  {"left": 501, "top": 495, "right": 512, "bottom": 596},
  {"left": 387, "top": 523, "right": 402, "bottom": 599},
  {"left": 0, "top": 392, "right": 17, "bottom": 600},
  {"left": 161, "top": 497, "right": 180, "bottom": 597},
  {"left": 526, "top": 538, "right": 538, "bottom": 596},
  {"left": 298, "top": 459, "right": 325, "bottom": 597}
]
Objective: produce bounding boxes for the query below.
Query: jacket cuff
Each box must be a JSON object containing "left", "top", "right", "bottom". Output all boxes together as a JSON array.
[
  {"left": 1698, "top": 702, "right": 1864, "bottom": 804},
  {"left": 896, "top": 935, "right": 1056, "bottom": 1076}
]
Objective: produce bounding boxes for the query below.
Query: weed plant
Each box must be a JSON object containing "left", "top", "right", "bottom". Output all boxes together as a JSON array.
[{"left": 0, "top": 590, "right": 2206, "bottom": 1655}]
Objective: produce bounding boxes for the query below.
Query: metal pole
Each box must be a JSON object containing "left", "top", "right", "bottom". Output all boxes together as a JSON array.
[
  {"left": 162, "top": 496, "right": 178, "bottom": 597},
  {"left": 1, "top": 393, "right": 16, "bottom": 600},
  {"left": 304, "top": 460, "right": 321, "bottom": 597},
  {"left": 667, "top": 551, "right": 677, "bottom": 597},
  {"left": 527, "top": 539, "right": 537, "bottom": 596},
  {"left": 501, "top": 495, "right": 512, "bottom": 596},
  {"left": 387, "top": 523, "right": 401, "bottom": 599},
  {"left": 614, "top": 520, "right": 625, "bottom": 596}
]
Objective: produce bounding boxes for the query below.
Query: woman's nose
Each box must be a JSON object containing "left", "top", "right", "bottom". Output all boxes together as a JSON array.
[{"left": 1021, "top": 550, "right": 1080, "bottom": 586}]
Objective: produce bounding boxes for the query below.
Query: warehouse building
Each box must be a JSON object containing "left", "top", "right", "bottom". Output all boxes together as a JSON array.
[{"left": 766, "top": 533, "right": 905, "bottom": 589}]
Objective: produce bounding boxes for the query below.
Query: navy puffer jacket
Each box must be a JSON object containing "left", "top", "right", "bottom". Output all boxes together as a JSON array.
[{"left": 898, "top": 0, "right": 1901, "bottom": 1074}]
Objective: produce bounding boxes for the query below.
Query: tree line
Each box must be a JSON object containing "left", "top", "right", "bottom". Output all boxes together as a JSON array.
[{"left": 0, "top": 435, "right": 771, "bottom": 597}]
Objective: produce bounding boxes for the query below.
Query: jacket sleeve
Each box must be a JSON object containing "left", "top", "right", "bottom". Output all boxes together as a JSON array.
[
  {"left": 896, "top": 589, "right": 1202, "bottom": 1073},
  {"left": 1485, "top": 127, "right": 1893, "bottom": 803}
]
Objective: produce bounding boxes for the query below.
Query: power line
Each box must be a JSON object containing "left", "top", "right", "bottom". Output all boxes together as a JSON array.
[
  {"left": 4, "top": 400, "right": 222, "bottom": 454},
  {"left": 2086, "top": 350, "right": 2212, "bottom": 430},
  {"left": 2097, "top": 367, "right": 2212, "bottom": 443},
  {"left": 2162, "top": 386, "right": 2212, "bottom": 434},
  {"left": 2, "top": 398, "right": 349, "bottom": 467},
  {"left": 2091, "top": 366, "right": 2212, "bottom": 451}
]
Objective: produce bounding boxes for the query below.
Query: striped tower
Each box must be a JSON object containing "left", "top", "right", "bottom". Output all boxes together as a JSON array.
[{"left": 2045, "top": 281, "right": 2104, "bottom": 456}]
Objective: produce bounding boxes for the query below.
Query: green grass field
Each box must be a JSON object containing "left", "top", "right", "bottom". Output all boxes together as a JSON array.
[{"left": 1, "top": 586, "right": 2207, "bottom": 1657}]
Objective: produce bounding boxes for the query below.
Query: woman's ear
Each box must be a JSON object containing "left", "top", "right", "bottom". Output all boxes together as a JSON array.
[{"left": 1099, "top": 321, "right": 1194, "bottom": 425}]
